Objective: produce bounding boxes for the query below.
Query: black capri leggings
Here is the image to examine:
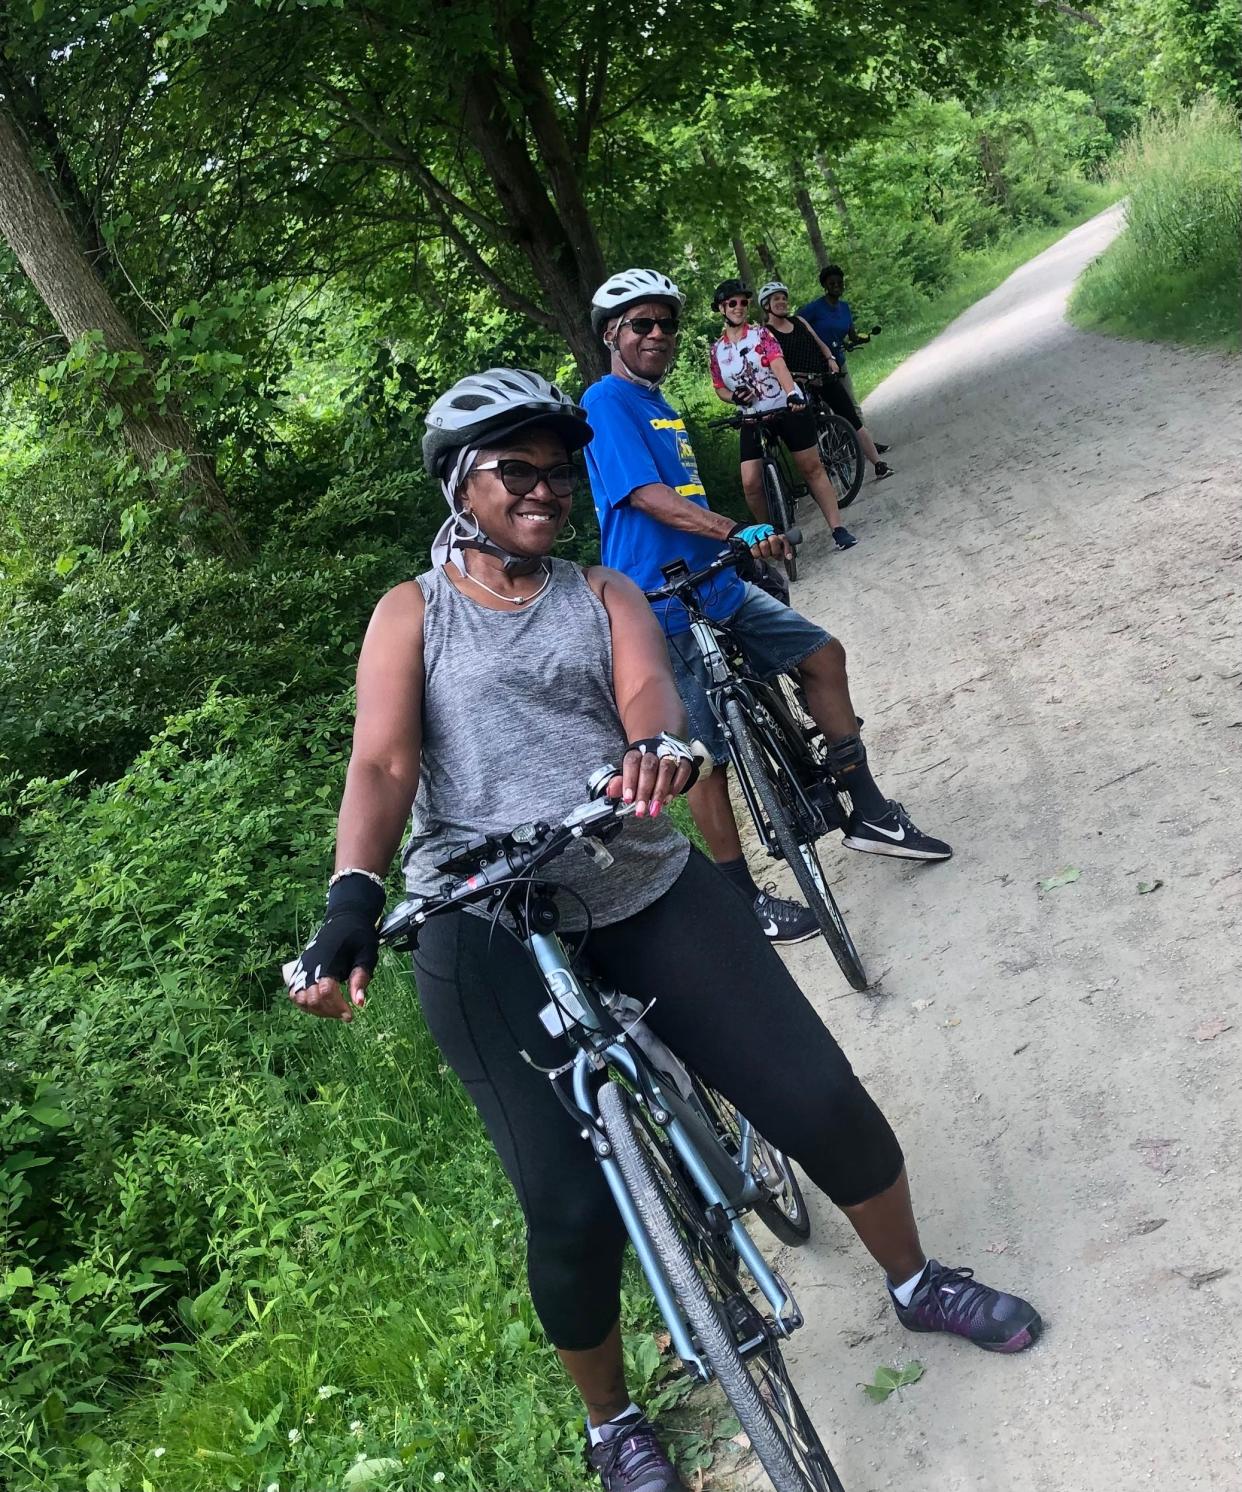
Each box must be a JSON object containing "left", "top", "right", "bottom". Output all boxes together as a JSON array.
[
  {"left": 810, "top": 373, "right": 864, "bottom": 431},
  {"left": 412, "top": 849, "right": 903, "bottom": 1351}
]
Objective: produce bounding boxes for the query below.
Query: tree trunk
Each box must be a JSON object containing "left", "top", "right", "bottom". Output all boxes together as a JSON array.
[
  {"left": 0, "top": 105, "right": 248, "bottom": 561},
  {"left": 731, "top": 234, "right": 755, "bottom": 288},
  {"left": 793, "top": 161, "right": 830, "bottom": 271},
  {"left": 459, "top": 65, "right": 607, "bottom": 382},
  {"left": 505, "top": 18, "right": 607, "bottom": 293},
  {"left": 754, "top": 240, "right": 777, "bottom": 278},
  {"left": 814, "top": 154, "right": 856, "bottom": 250},
  {"left": 977, "top": 131, "right": 1011, "bottom": 205}
]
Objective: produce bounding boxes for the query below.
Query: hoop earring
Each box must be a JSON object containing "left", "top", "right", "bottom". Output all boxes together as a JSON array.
[
  {"left": 454, "top": 508, "right": 483, "bottom": 542},
  {"left": 555, "top": 520, "right": 579, "bottom": 546}
]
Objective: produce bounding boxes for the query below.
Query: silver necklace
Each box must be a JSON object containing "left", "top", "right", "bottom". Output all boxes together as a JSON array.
[{"left": 461, "top": 562, "right": 552, "bottom": 606}]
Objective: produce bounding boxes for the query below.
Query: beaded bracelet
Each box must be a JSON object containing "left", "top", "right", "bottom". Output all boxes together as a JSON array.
[{"left": 328, "top": 867, "right": 386, "bottom": 892}]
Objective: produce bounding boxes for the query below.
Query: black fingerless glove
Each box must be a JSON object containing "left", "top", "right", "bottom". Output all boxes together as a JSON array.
[
  {"left": 627, "top": 733, "right": 703, "bottom": 792},
  {"left": 288, "top": 873, "right": 385, "bottom": 992}
]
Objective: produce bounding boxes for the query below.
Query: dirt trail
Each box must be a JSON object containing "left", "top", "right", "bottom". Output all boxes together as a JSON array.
[{"left": 758, "top": 203, "right": 1242, "bottom": 1491}]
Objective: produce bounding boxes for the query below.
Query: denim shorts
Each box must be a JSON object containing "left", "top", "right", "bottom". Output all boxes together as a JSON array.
[{"left": 665, "top": 583, "right": 832, "bottom": 764}]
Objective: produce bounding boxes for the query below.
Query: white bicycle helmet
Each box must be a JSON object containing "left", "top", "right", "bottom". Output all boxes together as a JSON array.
[
  {"left": 757, "top": 281, "right": 789, "bottom": 308},
  {"left": 423, "top": 368, "right": 592, "bottom": 572},
  {"left": 422, "top": 367, "right": 591, "bottom": 480},
  {"left": 590, "top": 269, "right": 684, "bottom": 334}
]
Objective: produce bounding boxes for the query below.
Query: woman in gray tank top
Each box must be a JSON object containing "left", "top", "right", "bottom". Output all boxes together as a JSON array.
[{"left": 286, "top": 368, "right": 1041, "bottom": 1491}]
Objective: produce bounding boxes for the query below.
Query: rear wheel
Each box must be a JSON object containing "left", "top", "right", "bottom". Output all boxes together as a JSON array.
[
  {"left": 692, "top": 1080, "right": 810, "bottom": 1246},
  {"left": 598, "top": 1081, "right": 845, "bottom": 1492},
  {"left": 724, "top": 697, "right": 868, "bottom": 992},
  {"left": 817, "top": 414, "right": 864, "bottom": 509},
  {"left": 762, "top": 462, "right": 798, "bottom": 581}
]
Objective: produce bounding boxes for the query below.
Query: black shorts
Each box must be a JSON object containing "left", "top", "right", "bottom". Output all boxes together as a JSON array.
[{"left": 739, "top": 405, "right": 819, "bottom": 462}]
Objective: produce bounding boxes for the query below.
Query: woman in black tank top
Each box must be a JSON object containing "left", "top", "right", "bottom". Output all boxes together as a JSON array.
[
  {"left": 283, "top": 367, "right": 1041, "bottom": 1487},
  {"left": 761, "top": 286, "right": 893, "bottom": 481}
]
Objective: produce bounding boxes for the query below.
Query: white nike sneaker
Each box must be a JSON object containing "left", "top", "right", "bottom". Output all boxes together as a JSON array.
[{"left": 842, "top": 801, "right": 952, "bottom": 861}]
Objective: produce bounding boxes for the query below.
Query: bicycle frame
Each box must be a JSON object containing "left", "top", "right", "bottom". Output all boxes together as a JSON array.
[{"left": 525, "top": 929, "right": 804, "bottom": 1382}]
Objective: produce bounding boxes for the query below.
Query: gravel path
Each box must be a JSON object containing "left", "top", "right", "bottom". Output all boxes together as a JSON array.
[{"left": 750, "top": 203, "right": 1242, "bottom": 1492}]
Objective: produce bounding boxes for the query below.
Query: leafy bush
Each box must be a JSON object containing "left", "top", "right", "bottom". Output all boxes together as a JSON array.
[{"left": 1070, "top": 98, "right": 1241, "bottom": 350}]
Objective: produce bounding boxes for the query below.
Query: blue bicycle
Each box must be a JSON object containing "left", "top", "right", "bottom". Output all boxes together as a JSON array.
[{"left": 379, "top": 780, "right": 845, "bottom": 1492}]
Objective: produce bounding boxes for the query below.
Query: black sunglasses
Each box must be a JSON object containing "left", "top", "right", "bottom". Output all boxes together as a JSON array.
[
  {"left": 621, "top": 315, "right": 681, "bottom": 337},
  {"left": 472, "top": 458, "right": 578, "bottom": 498},
  {"left": 723, "top": 297, "right": 750, "bottom": 308}
]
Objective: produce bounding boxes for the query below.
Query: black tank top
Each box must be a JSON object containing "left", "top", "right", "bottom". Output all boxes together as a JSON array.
[{"left": 767, "top": 319, "right": 830, "bottom": 377}]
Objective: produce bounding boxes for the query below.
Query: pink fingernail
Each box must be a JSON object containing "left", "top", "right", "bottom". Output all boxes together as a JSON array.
[
  {"left": 651, "top": 801, "right": 662, "bottom": 816},
  {"left": 623, "top": 789, "right": 634, "bottom": 802},
  {"left": 636, "top": 801, "right": 647, "bottom": 816}
]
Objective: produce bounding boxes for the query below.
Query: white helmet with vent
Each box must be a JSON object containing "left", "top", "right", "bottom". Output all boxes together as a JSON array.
[
  {"left": 590, "top": 269, "right": 683, "bottom": 334},
  {"left": 757, "top": 281, "right": 789, "bottom": 308}
]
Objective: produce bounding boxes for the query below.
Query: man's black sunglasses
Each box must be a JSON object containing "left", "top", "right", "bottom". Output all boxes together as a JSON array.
[{"left": 620, "top": 314, "right": 681, "bottom": 337}]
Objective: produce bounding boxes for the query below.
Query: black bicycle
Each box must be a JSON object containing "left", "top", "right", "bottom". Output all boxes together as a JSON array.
[
  {"left": 648, "top": 537, "right": 869, "bottom": 991},
  {"left": 801, "top": 375, "right": 864, "bottom": 510},
  {"left": 710, "top": 410, "right": 801, "bottom": 581}
]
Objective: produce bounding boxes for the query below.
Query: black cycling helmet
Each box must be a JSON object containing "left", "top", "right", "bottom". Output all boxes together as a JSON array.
[{"left": 712, "top": 279, "right": 752, "bottom": 312}]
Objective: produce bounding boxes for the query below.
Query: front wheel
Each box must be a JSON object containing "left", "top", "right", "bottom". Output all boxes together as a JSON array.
[
  {"left": 598, "top": 1082, "right": 845, "bottom": 1492},
  {"left": 817, "top": 414, "right": 864, "bottom": 509},
  {"left": 762, "top": 462, "right": 798, "bottom": 582},
  {"left": 724, "top": 698, "right": 868, "bottom": 991}
]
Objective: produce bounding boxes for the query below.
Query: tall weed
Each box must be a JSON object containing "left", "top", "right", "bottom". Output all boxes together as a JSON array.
[{"left": 1070, "top": 98, "right": 1241, "bottom": 349}]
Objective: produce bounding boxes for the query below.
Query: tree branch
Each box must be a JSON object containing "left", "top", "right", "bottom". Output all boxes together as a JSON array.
[{"left": 316, "top": 80, "right": 506, "bottom": 240}]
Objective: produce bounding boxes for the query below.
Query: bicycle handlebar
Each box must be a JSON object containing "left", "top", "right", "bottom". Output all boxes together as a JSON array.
[
  {"left": 643, "top": 531, "right": 801, "bottom": 604},
  {"left": 378, "top": 791, "right": 639, "bottom": 946},
  {"left": 708, "top": 408, "right": 795, "bottom": 431},
  {"left": 377, "top": 746, "right": 711, "bottom": 947}
]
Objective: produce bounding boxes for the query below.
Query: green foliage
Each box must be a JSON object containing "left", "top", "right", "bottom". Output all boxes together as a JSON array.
[
  {"left": 862, "top": 1360, "right": 925, "bottom": 1403},
  {"left": 1070, "top": 99, "right": 1241, "bottom": 351}
]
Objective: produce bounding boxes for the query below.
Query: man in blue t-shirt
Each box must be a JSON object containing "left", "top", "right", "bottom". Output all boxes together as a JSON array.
[
  {"left": 797, "top": 264, "right": 874, "bottom": 427},
  {"left": 581, "top": 269, "right": 949, "bottom": 945}
]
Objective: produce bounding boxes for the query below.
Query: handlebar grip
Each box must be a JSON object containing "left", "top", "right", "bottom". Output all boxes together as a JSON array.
[{"left": 783, "top": 527, "right": 802, "bottom": 548}]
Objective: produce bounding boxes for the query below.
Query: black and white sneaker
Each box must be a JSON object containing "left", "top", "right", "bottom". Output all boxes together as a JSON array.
[
  {"left": 754, "top": 886, "right": 820, "bottom": 944},
  {"left": 843, "top": 801, "right": 952, "bottom": 861}
]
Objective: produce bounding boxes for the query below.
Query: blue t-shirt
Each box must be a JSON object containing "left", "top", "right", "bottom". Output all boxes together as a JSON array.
[
  {"left": 795, "top": 296, "right": 853, "bottom": 368},
  {"left": 580, "top": 375, "right": 746, "bottom": 635}
]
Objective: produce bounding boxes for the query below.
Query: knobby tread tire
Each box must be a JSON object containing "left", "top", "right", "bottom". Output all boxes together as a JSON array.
[
  {"left": 817, "top": 414, "right": 864, "bottom": 509},
  {"left": 597, "top": 1081, "right": 834, "bottom": 1492},
  {"left": 723, "top": 698, "right": 868, "bottom": 991}
]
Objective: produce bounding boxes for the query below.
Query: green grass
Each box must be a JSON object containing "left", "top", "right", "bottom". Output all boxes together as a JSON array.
[
  {"left": 1068, "top": 99, "right": 1241, "bottom": 353},
  {"left": 848, "top": 182, "right": 1124, "bottom": 401}
]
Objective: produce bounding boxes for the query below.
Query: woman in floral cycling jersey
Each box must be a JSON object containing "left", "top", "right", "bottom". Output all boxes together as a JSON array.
[{"left": 709, "top": 278, "right": 857, "bottom": 552}]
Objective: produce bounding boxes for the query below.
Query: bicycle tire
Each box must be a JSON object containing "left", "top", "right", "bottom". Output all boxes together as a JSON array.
[
  {"left": 692, "top": 1079, "right": 811, "bottom": 1246},
  {"left": 724, "top": 697, "right": 868, "bottom": 992},
  {"left": 762, "top": 463, "right": 798, "bottom": 581},
  {"left": 817, "top": 414, "right": 864, "bottom": 509},
  {"left": 598, "top": 1082, "right": 844, "bottom": 1492}
]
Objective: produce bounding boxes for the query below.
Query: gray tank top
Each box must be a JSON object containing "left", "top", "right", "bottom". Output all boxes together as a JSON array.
[{"left": 401, "top": 560, "right": 690, "bottom": 930}]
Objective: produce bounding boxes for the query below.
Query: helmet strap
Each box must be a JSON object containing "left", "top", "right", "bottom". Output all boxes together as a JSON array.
[{"left": 613, "top": 342, "right": 674, "bottom": 391}]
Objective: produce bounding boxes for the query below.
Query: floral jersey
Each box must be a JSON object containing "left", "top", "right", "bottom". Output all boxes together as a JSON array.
[{"left": 709, "top": 324, "right": 799, "bottom": 415}]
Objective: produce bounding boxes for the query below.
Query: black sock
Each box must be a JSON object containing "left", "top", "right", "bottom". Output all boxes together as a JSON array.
[
  {"left": 835, "top": 751, "right": 890, "bottom": 820},
  {"left": 717, "top": 856, "right": 760, "bottom": 900}
]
